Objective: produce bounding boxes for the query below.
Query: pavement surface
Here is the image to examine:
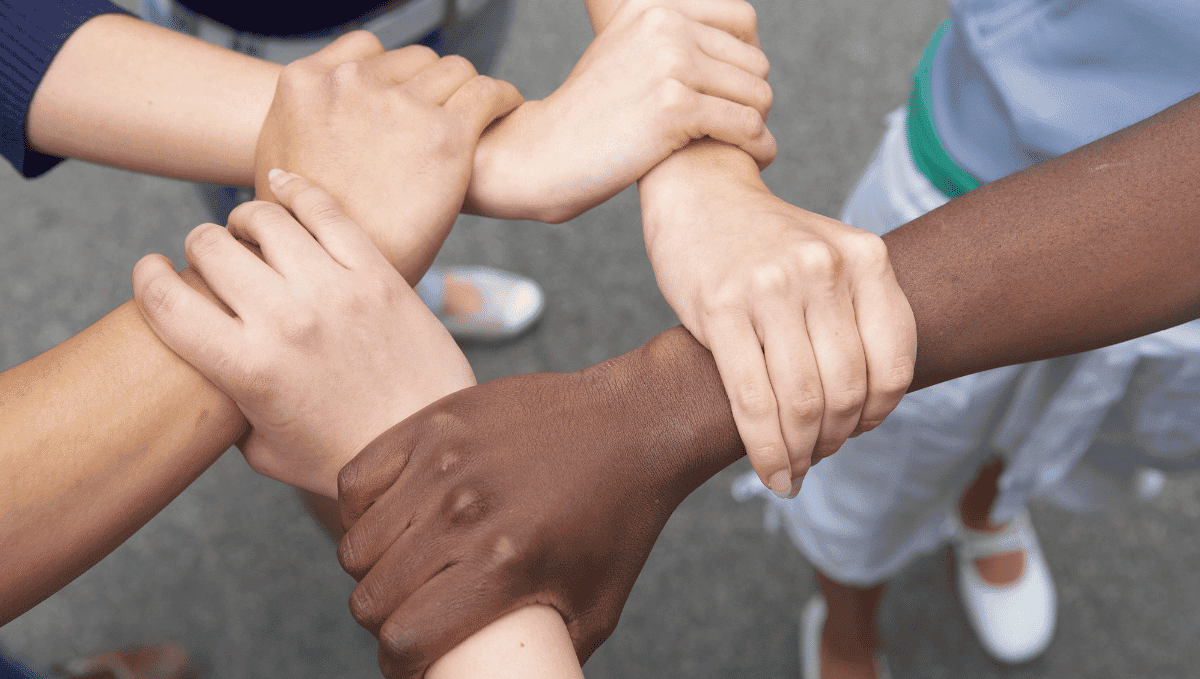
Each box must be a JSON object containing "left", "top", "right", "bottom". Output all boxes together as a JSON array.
[{"left": 3, "top": 0, "right": 1200, "bottom": 677}]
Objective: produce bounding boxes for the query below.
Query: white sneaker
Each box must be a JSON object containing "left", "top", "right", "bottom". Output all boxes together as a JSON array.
[
  {"left": 800, "top": 595, "right": 891, "bottom": 679},
  {"left": 431, "top": 266, "right": 545, "bottom": 341},
  {"left": 954, "top": 507, "right": 1056, "bottom": 664}
]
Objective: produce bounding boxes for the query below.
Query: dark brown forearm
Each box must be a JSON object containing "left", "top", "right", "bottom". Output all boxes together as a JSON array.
[{"left": 895, "top": 92, "right": 1200, "bottom": 389}]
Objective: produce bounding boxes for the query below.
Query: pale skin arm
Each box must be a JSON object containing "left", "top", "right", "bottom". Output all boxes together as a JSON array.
[{"left": 27, "top": 12, "right": 280, "bottom": 186}]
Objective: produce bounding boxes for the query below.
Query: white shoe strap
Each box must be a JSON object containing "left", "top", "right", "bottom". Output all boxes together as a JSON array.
[{"left": 956, "top": 511, "right": 1030, "bottom": 560}]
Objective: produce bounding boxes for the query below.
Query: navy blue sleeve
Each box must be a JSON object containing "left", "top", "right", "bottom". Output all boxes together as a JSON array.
[{"left": 0, "top": 0, "right": 131, "bottom": 178}]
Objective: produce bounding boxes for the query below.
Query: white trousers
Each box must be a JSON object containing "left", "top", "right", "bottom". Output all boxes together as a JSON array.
[{"left": 733, "top": 108, "right": 1200, "bottom": 585}]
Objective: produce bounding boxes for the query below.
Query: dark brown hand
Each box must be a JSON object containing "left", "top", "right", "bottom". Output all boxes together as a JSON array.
[{"left": 337, "top": 327, "right": 741, "bottom": 677}]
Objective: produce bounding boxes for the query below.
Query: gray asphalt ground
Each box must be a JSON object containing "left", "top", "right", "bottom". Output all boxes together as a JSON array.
[{"left": 3, "top": 0, "right": 1200, "bottom": 677}]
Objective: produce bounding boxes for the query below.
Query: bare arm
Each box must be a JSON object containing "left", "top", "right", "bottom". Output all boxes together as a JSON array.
[
  {"left": 0, "top": 279, "right": 245, "bottom": 625},
  {"left": 894, "top": 91, "right": 1200, "bottom": 388},
  {"left": 26, "top": 13, "right": 280, "bottom": 186}
]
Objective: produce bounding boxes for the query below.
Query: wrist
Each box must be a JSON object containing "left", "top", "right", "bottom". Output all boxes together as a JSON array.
[
  {"left": 638, "top": 140, "right": 770, "bottom": 246},
  {"left": 581, "top": 326, "right": 744, "bottom": 504}
]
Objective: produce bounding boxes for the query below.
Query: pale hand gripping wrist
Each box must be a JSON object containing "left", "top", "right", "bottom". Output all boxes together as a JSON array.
[
  {"left": 642, "top": 177, "right": 917, "bottom": 498},
  {"left": 466, "top": 0, "right": 776, "bottom": 223}
]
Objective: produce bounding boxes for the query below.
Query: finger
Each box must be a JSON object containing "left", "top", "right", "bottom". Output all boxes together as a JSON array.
[
  {"left": 361, "top": 44, "right": 441, "bottom": 85},
  {"left": 847, "top": 242, "right": 917, "bottom": 435},
  {"left": 444, "top": 75, "right": 525, "bottom": 139},
  {"left": 706, "top": 312, "right": 793, "bottom": 498},
  {"left": 226, "top": 200, "right": 329, "bottom": 279},
  {"left": 183, "top": 223, "right": 283, "bottom": 319},
  {"left": 132, "top": 253, "right": 244, "bottom": 388},
  {"left": 305, "top": 29, "right": 384, "bottom": 68},
  {"left": 339, "top": 475, "right": 422, "bottom": 581},
  {"left": 803, "top": 278, "right": 869, "bottom": 464},
  {"left": 685, "top": 95, "right": 778, "bottom": 169},
  {"left": 687, "top": 51, "right": 773, "bottom": 119},
  {"left": 266, "top": 170, "right": 391, "bottom": 271},
  {"left": 375, "top": 565, "right": 511, "bottom": 679},
  {"left": 337, "top": 416, "right": 428, "bottom": 531},
  {"left": 758, "top": 304, "right": 823, "bottom": 489},
  {"left": 690, "top": 20, "right": 770, "bottom": 80},
  {"left": 346, "top": 513, "right": 445, "bottom": 627},
  {"left": 401, "top": 55, "right": 479, "bottom": 105}
]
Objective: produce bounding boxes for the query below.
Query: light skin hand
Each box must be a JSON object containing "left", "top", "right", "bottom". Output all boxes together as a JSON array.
[
  {"left": 133, "top": 173, "right": 475, "bottom": 499},
  {"left": 253, "top": 32, "right": 523, "bottom": 283},
  {"left": 465, "top": 0, "right": 776, "bottom": 223},
  {"left": 640, "top": 143, "right": 916, "bottom": 498}
]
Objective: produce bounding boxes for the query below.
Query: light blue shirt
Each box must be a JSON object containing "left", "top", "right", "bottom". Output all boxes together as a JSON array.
[{"left": 931, "top": 0, "right": 1200, "bottom": 182}]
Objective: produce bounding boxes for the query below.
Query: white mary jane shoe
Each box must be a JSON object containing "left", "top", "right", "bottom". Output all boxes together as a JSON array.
[
  {"left": 800, "top": 595, "right": 892, "bottom": 679},
  {"left": 954, "top": 507, "right": 1056, "bottom": 664}
]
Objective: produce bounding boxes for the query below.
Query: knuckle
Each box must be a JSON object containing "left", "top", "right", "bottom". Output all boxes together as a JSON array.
[
  {"left": 347, "top": 584, "right": 384, "bottom": 626},
  {"left": 138, "top": 269, "right": 179, "bottom": 318},
  {"left": 639, "top": 5, "right": 682, "bottom": 30},
  {"left": 185, "top": 224, "right": 226, "bottom": 259},
  {"left": 652, "top": 43, "right": 691, "bottom": 78},
  {"left": 401, "top": 43, "right": 439, "bottom": 63},
  {"left": 731, "top": 0, "right": 758, "bottom": 31},
  {"left": 795, "top": 240, "right": 842, "bottom": 279},
  {"left": 343, "top": 29, "right": 384, "bottom": 53},
  {"left": 292, "top": 183, "right": 343, "bottom": 221},
  {"left": 326, "top": 60, "right": 365, "bottom": 90},
  {"left": 274, "top": 306, "right": 322, "bottom": 347},
  {"left": 748, "top": 262, "right": 792, "bottom": 295},
  {"left": 735, "top": 103, "right": 766, "bottom": 138},
  {"left": 441, "top": 54, "right": 478, "bottom": 78},
  {"left": 825, "top": 385, "right": 868, "bottom": 418},
  {"left": 750, "top": 47, "right": 771, "bottom": 78},
  {"left": 756, "top": 79, "right": 774, "bottom": 114},
  {"left": 427, "top": 409, "right": 468, "bottom": 440},
  {"left": 787, "top": 389, "right": 825, "bottom": 424},
  {"left": 876, "top": 360, "right": 915, "bottom": 396},
  {"left": 380, "top": 624, "right": 420, "bottom": 661},
  {"left": 337, "top": 535, "right": 369, "bottom": 579},
  {"left": 276, "top": 60, "right": 312, "bottom": 95},
  {"left": 442, "top": 484, "right": 488, "bottom": 526},
  {"left": 655, "top": 78, "right": 693, "bottom": 116},
  {"left": 848, "top": 230, "right": 890, "bottom": 268},
  {"left": 488, "top": 532, "right": 527, "bottom": 572},
  {"left": 733, "top": 384, "right": 774, "bottom": 419}
]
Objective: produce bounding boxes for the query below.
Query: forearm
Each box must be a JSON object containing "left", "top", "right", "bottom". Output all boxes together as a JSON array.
[
  {"left": 0, "top": 272, "right": 246, "bottom": 624},
  {"left": 895, "top": 92, "right": 1200, "bottom": 388},
  {"left": 27, "top": 13, "right": 280, "bottom": 186}
]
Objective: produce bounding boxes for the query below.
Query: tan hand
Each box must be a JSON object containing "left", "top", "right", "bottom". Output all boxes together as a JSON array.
[
  {"left": 467, "top": 0, "right": 775, "bottom": 223},
  {"left": 254, "top": 32, "right": 523, "bottom": 282},
  {"left": 133, "top": 173, "right": 475, "bottom": 498}
]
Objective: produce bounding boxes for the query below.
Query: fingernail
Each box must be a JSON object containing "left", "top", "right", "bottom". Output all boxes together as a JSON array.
[
  {"left": 787, "top": 477, "right": 804, "bottom": 499},
  {"left": 768, "top": 470, "right": 791, "bottom": 499},
  {"left": 267, "top": 168, "right": 284, "bottom": 183}
]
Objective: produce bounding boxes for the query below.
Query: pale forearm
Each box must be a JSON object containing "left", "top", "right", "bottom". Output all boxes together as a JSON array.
[{"left": 27, "top": 13, "right": 280, "bottom": 186}]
